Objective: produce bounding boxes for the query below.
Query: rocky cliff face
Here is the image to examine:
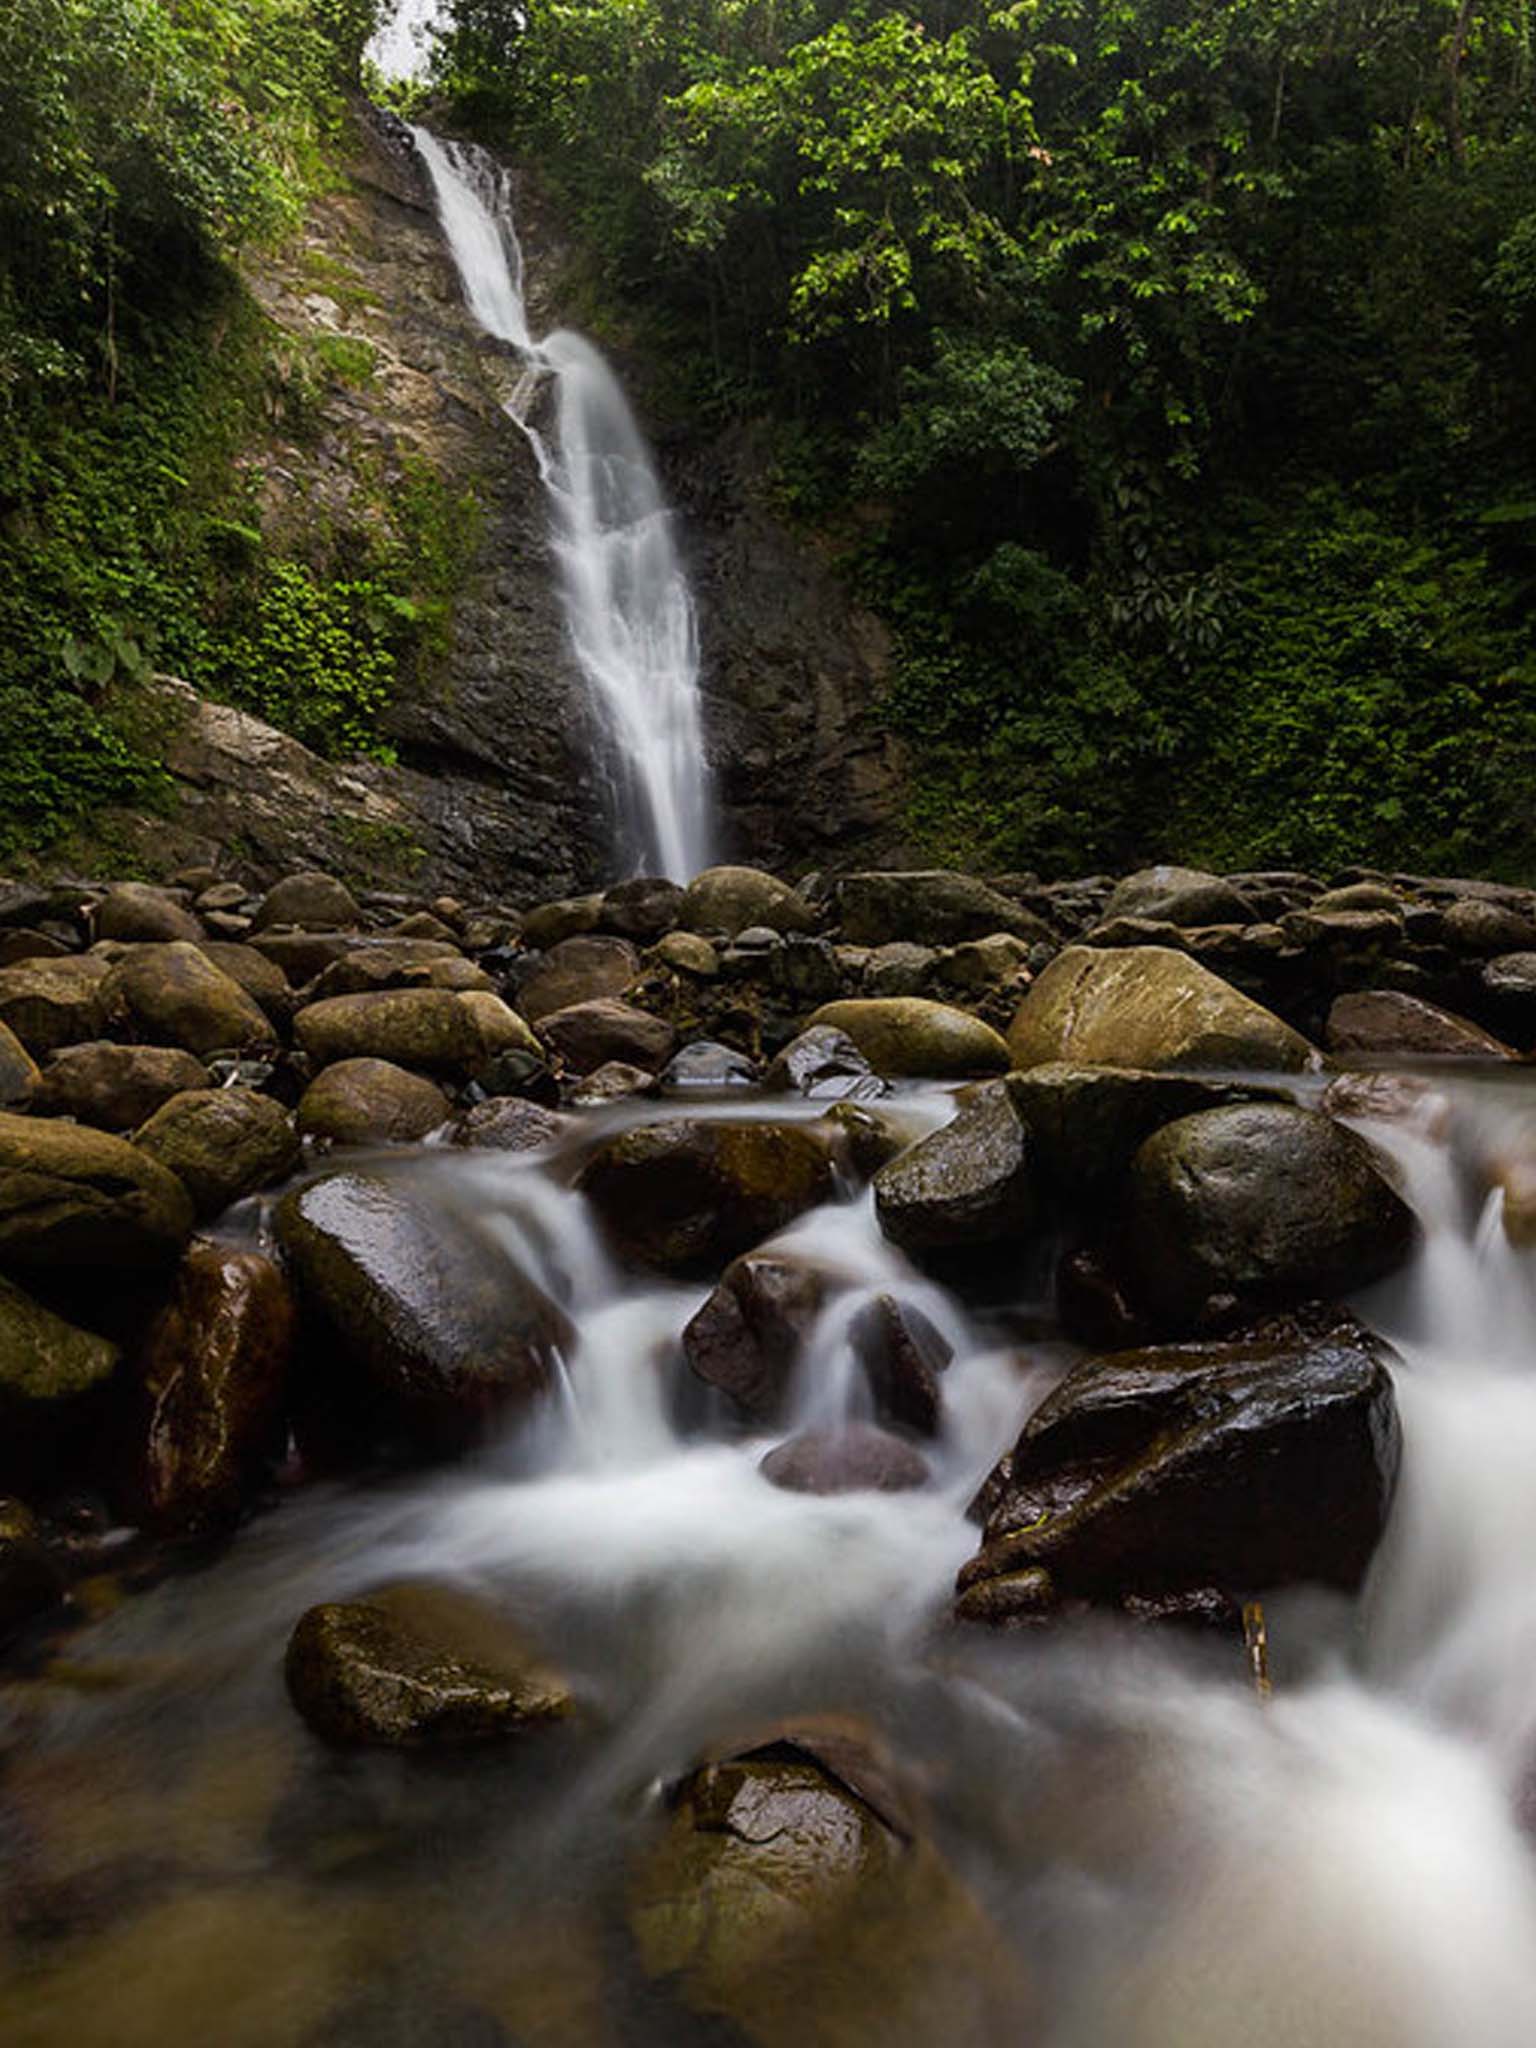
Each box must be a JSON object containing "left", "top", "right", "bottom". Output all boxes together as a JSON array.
[{"left": 202, "top": 109, "right": 907, "bottom": 897}]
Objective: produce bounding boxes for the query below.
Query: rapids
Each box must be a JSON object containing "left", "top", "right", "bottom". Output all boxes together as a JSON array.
[{"left": 5, "top": 1073, "right": 1536, "bottom": 2045}]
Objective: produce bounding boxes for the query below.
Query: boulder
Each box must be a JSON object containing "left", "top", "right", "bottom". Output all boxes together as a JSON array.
[
  {"left": 455, "top": 991, "right": 539, "bottom": 1065},
  {"left": 195, "top": 941, "right": 292, "bottom": 1024},
  {"left": 872, "top": 1081, "right": 1037, "bottom": 1255},
  {"left": 684, "top": 1253, "right": 831, "bottom": 1418},
  {"left": 35, "top": 1042, "right": 209, "bottom": 1132},
  {"left": 276, "top": 1170, "right": 570, "bottom": 1447},
  {"left": 1326, "top": 990, "right": 1515, "bottom": 1060},
  {"left": 1007, "top": 945, "right": 1315, "bottom": 1073},
  {"left": 864, "top": 941, "right": 940, "bottom": 998},
  {"left": 1104, "top": 865, "right": 1255, "bottom": 928},
  {"left": 95, "top": 882, "right": 202, "bottom": 944},
  {"left": 836, "top": 870, "right": 1052, "bottom": 949},
  {"left": 0, "top": 955, "right": 113, "bottom": 1054},
  {"left": 804, "top": 999, "right": 1010, "bottom": 1080},
  {"left": 959, "top": 1312, "right": 1401, "bottom": 1621},
  {"left": 568, "top": 1060, "right": 654, "bottom": 1105},
  {"left": 760, "top": 1423, "right": 929, "bottom": 1494},
  {"left": 451, "top": 1098, "right": 569, "bottom": 1152},
  {"left": 297, "top": 1059, "right": 450, "bottom": 1146},
  {"left": 285, "top": 1582, "right": 574, "bottom": 1747},
  {"left": 307, "top": 939, "right": 475, "bottom": 1000},
  {"left": 579, "top": 1120, "right": 837, "bottom": 1276},
  {"left": 293, "top": 988, "right": 482, "bottom": 1077},
  {"left": 518, "top": 894, "right": 603, "bottom": 950},
  {"left": 1438, "top": 896, "right": 1536, "bottom": 955},
  {"left": 251, "top": 871, "right": 362, "bottom": 933},
  {"left": 764, "top": 1024, "right": 884, "bottom": 1101},
  {"left": 938, "top": 933, "right": 1034, "bottom": 993},
  {"left": 0, "top": 1110, "right": 193, "bottom": 1269},
  {"left": 659, "top": 1040, "right": 758, "bottom": 1091},
  {"left": 0, "top": 1498, "right": 64, "bottom": 1638},
  {"left": 652, "top": 931, "right": 719, "bottom": 978},
  {"left": 250, "top": 930, "right": 357, "bottom": 983},
  {"left": 0, "top": 1020, "right": 40, "bottom": 1109},
  {"left": 846, "top": 1293, "right": 952, "bottom": 1434},
  {"left": 1005, "top": 1063, "right": 1276, "bottom": 1200},
  {"left": 102, "top": 942, "right": 274, "bottom": 1055},
  {"left": 680, "top": 866, "right": 817, "bottom": 938},
  {"left": 536, "top": 997, "right": 676, "bottom": 1076},
  {"left": 601, "top": 875, "right": 684, "bottom": 941},
  {"left": 130, "top": 1244, "right": 295, "bottom": 1533},
  {"left": 516, "top": 935, "right": 640, "bottom": 1023},
  {"left": 134, "top": 1087, "right": 300, "bottom": 1219},
  {"left": 0, "top": 1274, "right": 121, "bottom": 1489},
  {"left": 1124, "top": 1103, "right": 1415, "bottom": 1330}
]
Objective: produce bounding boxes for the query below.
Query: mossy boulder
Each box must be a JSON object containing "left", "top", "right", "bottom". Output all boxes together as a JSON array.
[
  {"left": 102, "top": 942, "right": 275, "bottom": 1055},
  {"left": 293, "top": 988, "right": 482, "bottom": 1078},
  {"left": 536, "top": 998, "right": 676, "bottom": 1076},
  {"left": 579, "top": 1119, "right": 838, "bottom": 1275},
  {"left": 804, "top": 999, "right": 1010, "bottom": 1080},
  {"left": 36, "top": 1041, "right": 208, "bottom": 1132},
  {"left": 297, "top": 1059, "right": 450, "bottom": 1146},
  {"left": 0, "top": 955, "right": 113, "bottom": 1054},
  {"left": 1007, "top": 945, "right": 1315, "bottom": 1073},
  {"left": 835, "top": 870, "right": 1050, "bottom": 948},
  {"left": 251, "top": 871, "right": 362, "bottom": 933},
  {"left": 872, "top": 1080, "right": 1038, "bottom": 1255},
  {"left": 135, "top": 1088, "right": 301, "bottom": 1219},
  {"left": 680, "top": 866, "right": 817, "bottom": 938},
  {"left": 0, "top": 1109, "right": 193, "bottom": 1269},
  {"left": 96, "top": 882, "right": 202, "bottom": 944}
]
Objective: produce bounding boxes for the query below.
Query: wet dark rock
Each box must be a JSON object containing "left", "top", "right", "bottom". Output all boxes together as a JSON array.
[
  {"left": 805, "top": 998, "right": 1010, "bottom": 1079},
  {"left": 683, "top": 1252, "right": 830, "bottom": 1418},
  {"left": 517, "top": 934, "right": 640, "bottom": 1023},
  {"left": 847, "top": 1293, "right": 953, "bottom": 1434},
  {"left": 294, "top": 987, "right": 484, "bottom": 1078},
  {"left": 1005, "top": 1062, "right": 1279, "bottom": 1201},
  {"left": 0, "top": 1109, "right": 193, "bottom": 1269},
  {"left": 959, "top": 1311, "right": 1402, "bottom": 1619},
  {"left": 1104, "top": 865, "right": 1256, "bottom": 928},
  {"left": 873, "top": 1081, "right": 1037, "bottom": 1256},
  {"left": 102, "top": 942, "right": 275, "bottom": 1055},
  {"left": 297, "top": 1058, "right": 451, "bottom": 1146},
  {"left": 1008, "top": 945, "right": 1314, "bottom": 1072},
  {"left": 1325, "top": 989, "right": 1516, "bottom": 1060},
  {"left": 767, "top": 932, "right": 844, "bottom": 1005},
  {"left": 276, "top": 1170, "right": 570, "bottom": 1448},
  {"left": 0, "top": 955, "right": 113, "bottom": 1054},
  {"left": 536, "top": 997, "right": 676, "bottom": 1076},
  {"left": 0, "top": 1497, "right": 65, "bottom": 1637},
  {"left": 308, "top": 939, "right": 478, "bottom": 1000},
  {"left": 600, "top": 875, "right": 684, "bottom": 941},
  {"left": 821, "top": 1101, "right": 913, "bottom": 1177},
  {"left": 451, "top": 1097, "right": 568, "bottom": 1152},
  {"left": 1054, "top": 1244, "right": 1149, "bottom": 1349},
  {"left": 761, "top": 1422, "right": 929, "bottom": 1494},
  {"left": 129, "top": 1243, "right": 295, "bottom": 1533},
  {"left": 134, "top": 1087, "right": 302, "bottom": 1219},
  {"left": 95, "top": 882, "right": 202, "bottom": 944},
  {"left": 285, "top": 1582, "right": 575, "bottom": 1747},
  {"left": 836, "top": 870, "right": 1052, "bottom": 948},
  {"left": 659, "top": 1039, "right": 759, "bottom": 1091},
  {"left": 764, "top": 1024, "right": 885, "bottom": 1101},
  {"left": 579, "top": 1119, "right": 837, "bottom": 1276},
  {"left": 679, "top": 865, "right": 817, "bottom": 938},
  {"left": 864, "top": 941, "right": 940, "bottom": 998},
  {"left": 252, "top": 871, "right": 362, "bottom": 933},
  {"left": 34, "top": 1042, "right": 209, "bottom": 1132},
  {"left": 1438, "top": 896, "right": 1536, "bottom": 955},
  {"left": 1123, "top": 1103, "right": 1415, "bottom": 1331},
  {"left": 0, "top": 1274, "right": 121, "bottom": 1491},
  {"left": 568, "top": 1059, "right": 655, "bottom": 1105},
  {"left": 0, "top": 1019, "right": 40, "bottom": 1109}
]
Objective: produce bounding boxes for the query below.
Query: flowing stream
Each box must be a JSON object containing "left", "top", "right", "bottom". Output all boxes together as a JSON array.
[
  {"left": 7, "top": 1073, "right": 1536, "bottom": 2045},
  {"left": 408, "top": 127, "right": 713, "bottom": 883}
]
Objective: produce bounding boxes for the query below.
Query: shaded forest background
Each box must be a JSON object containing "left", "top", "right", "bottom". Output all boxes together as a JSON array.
[{"left": 3, "top": 0, "right": 1535, "bottom": 876}]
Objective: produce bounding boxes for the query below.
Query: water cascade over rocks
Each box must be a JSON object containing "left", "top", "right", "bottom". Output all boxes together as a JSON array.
[{"left": 409, "top": 126, "right": 714, "bottom": 882}]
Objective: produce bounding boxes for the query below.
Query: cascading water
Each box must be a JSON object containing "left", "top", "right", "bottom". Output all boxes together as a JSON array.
[{"left": 407, "top": 127, "right": 713, "bottom": 882}]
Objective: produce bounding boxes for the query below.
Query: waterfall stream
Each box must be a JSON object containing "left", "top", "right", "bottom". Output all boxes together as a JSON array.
[
  {"left": 409, "top": 127, "right": 714, "bottom": 883},
  {"left": 9, "top": 1074, "right": 1536, "bottom": 2045}
]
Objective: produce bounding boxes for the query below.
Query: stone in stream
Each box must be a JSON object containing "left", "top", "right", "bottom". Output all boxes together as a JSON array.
[
  {"left": 958, "top": 1308, "right": 1402, "bottom": 1625},
  {"left": 34, "top": 1041, "right": 209, "bottom": 1131},
  {"left": 578, "top": 1119, "right": 838, "bottom": 1276},
  {"left": 1325, "top": 989, "right": 1516, "bottom": 1060},
  {"left": 568, "top": 1059, "right": 654, "bottom": 1105},
  {"left": 296, "top": 1058, "right": 451, "bottom": 1146},
  {"left": 760, "top": 1422, "right": 929, "bottom": 1494},
  {"left": 128, "top": 1243, "right": 295, "bottom": 1533},
  {"left": 450, "top": 1097, "right": 569, "bottom": 1152},
  {"left": 0, "top": 1109, "right": 193, "bottom": 1270},
  {"left": 658, "top": 1039, "right": 758, "bottom": 1091},
  {"left": 1007, "top": 944, "right": 1315, "bottom": 1072},
  {"left": 680, "top": 865, "right": 818, "bottom": 937},
  {"left": 101, "top": 941, "right": 276, "bottom": 1055},
  {"left": 763, "top": 1023, "right": 885, "bottom": 1100},
  {"left": 0, "top": 954, "right": 114, "bottom": 1054},
  {"left": 293, "top": 987, "right": 483, "bottom": 1077},
  {"left": 134, "top": 1087, "right": 301, "bottom": 1219},
  {"left": 0, "top": 1497, "right": 65, "bottom": 1638},
  {"left": 1122, "top": 1103, "right": 1415, "bottom": 1332},
  {"left": 276, "top": 1169, "right": 571, "bottom": 1450},
  {"left": 284, "top": 1581, "right": 575, "bottom": 1747},
  {"left": 683, "top": 1252, "right": 831, "bottom": 1419},
  {"left": 535, "top": 996, "right": 676, "bottom": 1076},
  {"left": 835, "top": 870, "right": 1053, "bottom": 948},
  {"left": 872, "top": 1080, "right": 1038, "bottom": 1256},
  {"left": 847, "top": 1292, "right": 953, "bottom": 1435},
  {"left": 804, "top": 998, "right": 1011, "bottom": 1079},
  {"left": 1004, "top": 1062, "right": 1281, "bottom": 1201}
]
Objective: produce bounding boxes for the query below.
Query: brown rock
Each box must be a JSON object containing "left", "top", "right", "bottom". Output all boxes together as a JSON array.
[
  {"left": 95, "top": 883, "right": 202, "bottom": 944},
  {"left": 684, "top": 1254, "right": 830, "bottom": 1418},
  {"left": 251, "top": 871, "right": 362, "bottom": 933},
  {"left": 293, "top": 988, "right": 482, "bottom": 1077},
  {"left": 760, "top": 1423, "right": 929, "bottom": 1494},
  {"left": 134, "top": 1088, "right": 301, "bottom": 1218},
  {"left": 36, "top": 1042, "right": 209, "bottom": 1131},
  {"left": 0, "top": 1110, "right": 193, "bottom": 1269},
  {"left": 0, "top": 1019, "right": 40, "bottom": 1109},
  {"left": 0, "top": 955, "right": 113, "bottom": 1054},
  {"left": 1325, "top": 990, "right": 1515, "bottom": 1061},
  {"left": 517, "top": 935, "right": 640, "bottom": 1023},
  {"left": 451, "top": 1098, "right": 569, "bottom": 1152},
  {"left": 537, "top": 997, "right": 676, "bottom": 1076},
  {"left": 102, "top": 942, "right": 275, "bottom": 1055},
  {"left": 297, "top": 1059, "right": 451, "bottom": 1145}
]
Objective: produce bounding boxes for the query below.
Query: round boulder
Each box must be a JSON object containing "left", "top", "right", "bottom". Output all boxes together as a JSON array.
[
  {"left": 95, "top": 883, "right": 202, "bottom": 944},
  {"left": 536, "top": 997, "right": 676, "bottom": 1077},
  {"left": 679, "top": 866, "right": 817, "bottom": 938},
  {"left": 0, "top": 955, "right": 113, "bottom": 1054},
  {"left": 101, "top": 942, "right": 275, "bottom": 1055},
  {"left": 516, "top": 935, "right": 640, "bottom": 1023},
  {"left": 134, "top": 1088, "right": 301, "bottom": 1219},
  {"left": 760, "top": 1423, "right": 929, "bottom": 1494},
  {"left": 804, "top": 999, "right": 1010, "bottom": 1080},
  {"left": 35, "top": 1042, "right": 209, "bottom": 1132},
  {"left": 293, "top": 989, "right": 482, "bottom": 1078},
  {"left": 251, "top": 871, "right": 362, "bottom": 934},
  {"left": 1104, "top": 865, "right": 1256, "bottom": 928},
  {"left": 0, "top": 1109, "right": 193, "bottom": 1269},
  {"left": 297, "top": 1059, "right": 450, "bottom": 1146}
]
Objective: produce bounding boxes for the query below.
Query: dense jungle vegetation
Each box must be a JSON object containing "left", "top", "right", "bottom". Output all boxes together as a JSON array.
[{"left": 434, "top": 0, "right": 1536, "bottom": 876}]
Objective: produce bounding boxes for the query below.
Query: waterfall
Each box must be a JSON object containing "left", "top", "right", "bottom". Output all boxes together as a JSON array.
[{"left": 409, "top": 127, "right": 714, "bottom": 883}]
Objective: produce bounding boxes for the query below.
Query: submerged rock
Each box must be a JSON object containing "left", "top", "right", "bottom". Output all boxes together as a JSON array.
[
  {"left": 1007, "top": 945, "right": 1314, "bottom": 1072},
  {"left": 760, "top": 1422, "right": 929, "bottom": 1493},
  {"left": 134, "top": 1087, "right": 301, "bottom": 1219},
  {"left": 285, "top": 1582, "right": 575, "bottom": 1747},
  {"left": 578, "top": 1119, "right": 837, "bottom": 1275},
  {"left": 960, "top": 1311, "right": 1401, "bottom": 1622},
  {"left": 0, "top": 1109, "right": 193, "bottom": 1269},
  {"left": 276, "top": 1170, "right": 570, "bottom": 1449},
  {"left": 804, "top": 998, "right": 1010, "bottom": 1079}
]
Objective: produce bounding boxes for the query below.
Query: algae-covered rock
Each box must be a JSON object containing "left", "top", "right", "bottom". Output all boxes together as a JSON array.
[
  {"left": 102, "top": 941, "right": 275, "bottom": 1055},
  {"left": 804, "top": 998, "right": 1010, "bottom": 1079},
  {"left": 293, "top": 988, "right": 482, "bottom": 1077},
  {"left": 297, "top": 1058, "right": 450, "bottom": 1146},
  {"left": 135, "top": 1088, "right": 301, "bottom": 1219},
  {"left": 680, "top": 866, "right": 817, "bottom": 938},
  {"left": 0, "top": 1108, "right": 193, "bottom": 1269}
]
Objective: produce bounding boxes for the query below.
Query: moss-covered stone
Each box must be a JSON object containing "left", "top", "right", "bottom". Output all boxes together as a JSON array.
[
  {"left": 135, "top": 1088, "right": 300, "bottom": 1219},
  {"left": 0, "top": 1109, "right": 193, "bottom": 1269}
]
